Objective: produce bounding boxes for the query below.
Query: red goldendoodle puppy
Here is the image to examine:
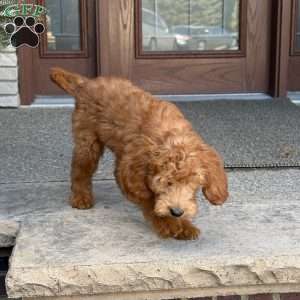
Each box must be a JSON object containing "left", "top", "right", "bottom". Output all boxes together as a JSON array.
[{"left": 50, "top": 68, "right": 228, "bottom": 240}]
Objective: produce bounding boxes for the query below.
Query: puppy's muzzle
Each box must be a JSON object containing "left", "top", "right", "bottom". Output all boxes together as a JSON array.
[{"left": 170, "top": 207, "right": 184, "bottom": 217}]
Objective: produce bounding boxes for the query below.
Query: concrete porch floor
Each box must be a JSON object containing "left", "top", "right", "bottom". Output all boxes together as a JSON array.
[
  {"left": 1, "top": 169, "right": 300, "bottom": 299},
  {"left": 1, "top": 105, "right": 300, "bottom": 299}
]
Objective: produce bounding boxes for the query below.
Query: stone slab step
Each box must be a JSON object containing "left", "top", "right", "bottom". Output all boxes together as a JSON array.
[
  {"left": 3, "top": 169, "right": 300, "bottom": 299},
  {"left": 1, "top": 169, "right": 299, "bottom": 248}
]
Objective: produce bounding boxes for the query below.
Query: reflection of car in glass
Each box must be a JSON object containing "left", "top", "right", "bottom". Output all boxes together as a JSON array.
[
  {"left": 142, "top": 8, "right": 176, "bottom": 51},
  {"left": 172, "top": 25, "right": 238, "bottom": 51}
]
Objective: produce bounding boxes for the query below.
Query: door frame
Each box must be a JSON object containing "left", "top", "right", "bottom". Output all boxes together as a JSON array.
[
  {"left": 18, "top": 0, "right": 296, "bottom": 104},
  {"left": 18, "top": 47, "right": 34, "bottom": 105},
  {"left": 271, "top": 0, "right": 293, "bottom": 97}
]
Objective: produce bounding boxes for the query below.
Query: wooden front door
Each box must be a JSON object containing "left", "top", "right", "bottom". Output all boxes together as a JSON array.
[
  {"left": 288, "top": 0, "right": 300, "bottom": 91},
  {"left": 17, "top": 0, "right": 300, "bottom": 104},
  {"left": 18, "top": 0, "right": 97, "bottom": 104},
  {"left": 98, "top": 0, "right": 273, "bottom": 95}
]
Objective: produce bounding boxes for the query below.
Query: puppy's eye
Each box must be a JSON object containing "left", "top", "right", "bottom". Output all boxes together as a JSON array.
[{"left": 167, "top": 181, "right": 173, "bottom": 186}]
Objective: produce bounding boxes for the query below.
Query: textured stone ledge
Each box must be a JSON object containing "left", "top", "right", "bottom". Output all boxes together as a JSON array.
[
  {"left": 22, "top": 287, "right": 300, "bottom": 300},
  {"left": 7, "top": 257, "right": 300, "bottom": 299}
]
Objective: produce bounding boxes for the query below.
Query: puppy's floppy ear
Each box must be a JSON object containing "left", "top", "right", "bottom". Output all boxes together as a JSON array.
[
  {"left": 50, "top": 67, "right": 87, "bottom": 97},
  {"left": 199, "top": 145, "right": 228, "bottom": 205}
]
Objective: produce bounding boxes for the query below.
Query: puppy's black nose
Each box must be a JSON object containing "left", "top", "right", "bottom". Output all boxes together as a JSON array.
[{"left": 170, "top": 207, "right": 184, "bottom": 217}]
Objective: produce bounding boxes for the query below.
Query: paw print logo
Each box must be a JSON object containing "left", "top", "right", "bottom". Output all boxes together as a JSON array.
[{"left": 4, "top": 16, "right": 45, "bottom": 48}]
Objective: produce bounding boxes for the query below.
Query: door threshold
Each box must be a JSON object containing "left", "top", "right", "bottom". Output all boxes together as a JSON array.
[
  {"left": 288, "top": 92, "right": 300, "bottom": 105},
  {"left": 28, "top": 96, "right": 75, "bottom": 108},
  {"left": 30, "top": 93, "right": 273, "bottom": 107},
  {"left": 157, "top": 93, "right": 272, "bottom": 102}
]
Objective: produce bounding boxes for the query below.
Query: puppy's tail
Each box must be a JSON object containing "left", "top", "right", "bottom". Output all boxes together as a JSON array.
[{"left": 50, "top": 67, "right": 88, "bottom": 97}]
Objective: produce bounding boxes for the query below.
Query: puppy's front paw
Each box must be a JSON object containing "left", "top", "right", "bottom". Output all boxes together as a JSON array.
[
  {"left": 152, "top": 216, "right": 200, "bottom": 240},
  {"left": 70, "top": 193, "right": 94, "bottom": 209},
  {"left": 176, "top": 219, "right": 200, "bottom": 240},
  {"left": 154, "top": 217, "right": 182, "bottom": 239}
]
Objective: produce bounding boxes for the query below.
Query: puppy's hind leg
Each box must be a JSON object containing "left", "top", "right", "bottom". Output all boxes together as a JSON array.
[{"left": 70, "top": 124, "right": 104, "bottom": 209}]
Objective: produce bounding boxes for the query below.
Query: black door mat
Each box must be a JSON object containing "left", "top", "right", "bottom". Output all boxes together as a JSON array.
[{"left": 0, "top": 98, "right": 299, "bottom": 184}]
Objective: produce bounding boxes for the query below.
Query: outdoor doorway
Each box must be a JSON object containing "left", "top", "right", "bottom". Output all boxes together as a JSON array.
[{"left": 18, "top": 0, "right": 300, "bottom": 104}]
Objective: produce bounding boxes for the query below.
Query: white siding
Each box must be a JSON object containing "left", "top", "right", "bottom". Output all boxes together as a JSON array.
[{"left": 0, "top": 46, "right": 19, "bottom": 107}]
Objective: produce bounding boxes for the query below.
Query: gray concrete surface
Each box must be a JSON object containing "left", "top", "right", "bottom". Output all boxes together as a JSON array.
[
  {"left": 3, "top": 169, "right": 300, "bottom": 298},
  {"left": 1, "top": 100, "right": 300, "bottom": 185}
]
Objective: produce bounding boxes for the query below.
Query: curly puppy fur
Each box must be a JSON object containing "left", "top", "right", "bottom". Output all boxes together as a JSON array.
[{"left": 50, "top": 68, "right": 228, "bottom": 240}]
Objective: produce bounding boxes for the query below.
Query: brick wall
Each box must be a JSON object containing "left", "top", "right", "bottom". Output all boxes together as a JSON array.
[
  {"left": 0, "top": 248, "right": 12, "bottom": 298},
  {"left": 180, "top": 295, "right": 300, "bottom": 300},
  {"left": 0, "top": 46, "right": 19, "bottom": 107}
]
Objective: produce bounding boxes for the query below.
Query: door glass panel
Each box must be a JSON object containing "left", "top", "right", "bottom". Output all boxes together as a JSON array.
[
  {"left": 45, "top": 0, "right": 81, "bottom": 51},
  {"left": 141, "top": 0, "right": 240, "bottom": 52},
  {"left": 296, "top": 0, "right": 300, "bottom": 50}
]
